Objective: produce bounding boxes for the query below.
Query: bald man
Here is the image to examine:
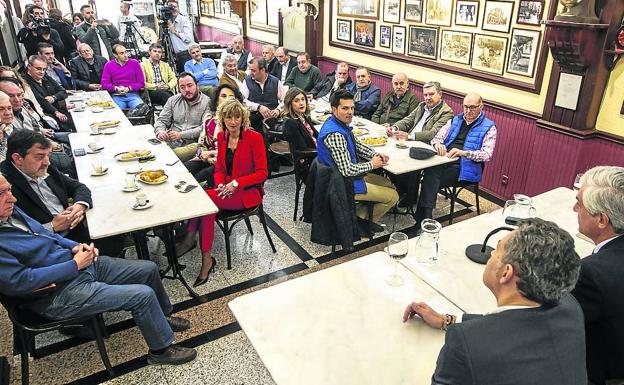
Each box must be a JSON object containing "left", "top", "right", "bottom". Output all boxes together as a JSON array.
[
  {"left": 371, "top": 72, "right": 419, "bottom": 126},
  {"left": 415, "top": 92, "right": 497, "bottom": 227}
]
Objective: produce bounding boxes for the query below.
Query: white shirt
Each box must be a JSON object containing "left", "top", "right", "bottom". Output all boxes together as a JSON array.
[
  {"left": 279, "top": 58, "right": 291, "bottom": 82},
  {"left": 408, "top": 101, "right": 441, "bottom": 139},
  {"left": 240, "top": 76, "right": 286, "bottom": 112},
  {"left": 593, "top": 235, "right": 620, "bottom": 254}
]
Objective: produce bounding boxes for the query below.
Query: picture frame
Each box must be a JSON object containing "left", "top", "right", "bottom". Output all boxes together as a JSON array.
[
  {"left": 507, "top": 28, "right": 541, "bottom": 77},
  {"left": 353, "top": 20, "right": 376, "bottom": 47},
  {"left": 383, "top": 0, "right": 401, "bottom": 23},
  {"left": 336, "top": 18, "right": 352, "bottom": 42},
  {"left": 337, "top": 0, "right": 380, "bottom": 20},
  {"left": 392, "top": 25, "right": 407, "bottom": 54},
  {"left": 516, "top": 0, "right": 544, "bottom": 25},
  {"left": 471, "top": 34, "right": 508, "bottom": 75},
  {"left": 380, "top": 25, "right": 392, "bottom": 47},
  {"left": 426, "top": 0, "right": 454, "bottom": 26},
  {"left": 440, "top": 30, "right": 473, "bottom": 65},
  {"left": 404, "top": 0, "right": 422, "bottom": 22},
  {"left": 454, "top": 0, "right": 479, "bottom": 27},
  {"left": 482, "top": 0, "right": 514, "bottom": 33},
  {"left": 408, "top": 26, "right": 439, "bottom": 60}
]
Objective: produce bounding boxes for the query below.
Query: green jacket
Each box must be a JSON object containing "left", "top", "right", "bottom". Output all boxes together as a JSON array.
[
  {"left": 284, "top": 65, "right": 322, "bottom": 92},
  {"left": 75, "top": 22, "right": 120, "bottom": 58},
  {"left": 371, "top": 90, "right": 419, "bottom": 126},
  {"left": 392, "top": 101, "right": 454, "bottom": 143}
]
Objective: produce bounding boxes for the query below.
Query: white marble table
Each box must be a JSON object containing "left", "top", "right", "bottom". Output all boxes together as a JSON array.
[
  {"left": 68, "top": 91, "right": 132, "bottom": 132},
  {"left": 229, "top": 252, "right": 462, "bottom": 385},
  {"left": 400, "top": 187, "right": 595, "bottom": 314},
  {"left": 85, "top": 171, "right": 217, "bottom": 239},
  {"left": 311, "top": 99, "right": 456, "bottom": 175},
  {"left": 69, "top": 125, "right": 188, "bottom": 190}
]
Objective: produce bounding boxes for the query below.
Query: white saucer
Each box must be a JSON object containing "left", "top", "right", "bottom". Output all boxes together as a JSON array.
[
  {"left": 125, "top": 166, "right": 143, "bottom": 174},
  {"left": 86, "top": 147, "right": 104, "bottom": 154},
  {"left": 89, "top": 132, "right": 102, "bottom": 136},
  {"left": 90, "top": 168, "right": 109, "bottom": 176},
  {"left": 91, "top": 107, "right": 104, "bottom": 113},
  {"left": 73, "top": 107, "right": 86, "bottom": 112},
  {"left": 131, "top": 200, "right": 152, "bottom": 210},
  {"left": 122, "top": 185, "right": 141, "bottom": 192},
  {"left": 101, "top": 129, "right": 117, "bottom": 135}
]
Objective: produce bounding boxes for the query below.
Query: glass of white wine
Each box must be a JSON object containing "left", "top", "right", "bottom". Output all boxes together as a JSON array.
[{"left": 387, "top": 232, "right": 409, "bottom": 287}]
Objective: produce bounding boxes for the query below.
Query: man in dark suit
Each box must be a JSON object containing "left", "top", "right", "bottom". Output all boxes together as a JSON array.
[
  {"left": 0, "top": 130, "right": 122, "bottom": 256},
  {"left": 403, "top": 218, "right": 586, "bottom": 385},
  {"left": 271, "top": 46, "right": 296, "bottom": 82},
  {"left": 69, "top": 43, "right": 108, "bottom": 91},
  {"left": 571, "top": 166, "right": 624, "bottom": 385}
]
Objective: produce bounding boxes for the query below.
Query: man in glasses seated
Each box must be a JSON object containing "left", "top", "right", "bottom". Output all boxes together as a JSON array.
[{"left": 414, "top": 92, "right": 497, "bottom": 227}]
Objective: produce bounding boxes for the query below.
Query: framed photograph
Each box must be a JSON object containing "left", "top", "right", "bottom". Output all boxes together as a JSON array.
[
  {"left": 440, "top": 30, "right": 473, "bottom": 64},
  {"left": 383, "top": 0, "right": 401, "bottom": 23},
  {"left": 392, "top": 25, "right": 407, "bottom": 54},
  {"left": 404, "top": 0, "right": 422, "bottom": 22},
  {"left": 455, "top": 0, "right": 479, "bottom": 26},
  {"left": 380, "top": 25, "right": 392, "bottom": 47},
  {"left": 482, "top": 1, "right": 514, "bottom": 33},
  {"left": 337, "top": 0, "right": 380, "bottom": 20},
  {"left": 507, "top": 28, "right": 541, "bottom": 77},
  {"left": 426, "top": 0, "right": 454, "bottom": 26},
  {"left": 354, "top": 20, "right": 376, "bottom": 47},
  {"left": 408, "top": 26, "right": 439, "bottom": 60},
  {"left": 336, "top": 19, "right": 352, "bottom": 42},
  {"left": 517, "top": 0, "right": 544, "bottom": 25},
  {"left": 471, "top": 34, "right": 508, "bottom": 75}
]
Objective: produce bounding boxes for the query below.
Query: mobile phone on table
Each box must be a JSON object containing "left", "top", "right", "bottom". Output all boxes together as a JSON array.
[
  {"left": 147, "top": 138, "right": 161, "bottom": 145},
  {"left": 73, "top": 148, "right": 86, "bottom": 156},
  {"left": 180, "top": 185, "right": 198, "bottom": 193}
]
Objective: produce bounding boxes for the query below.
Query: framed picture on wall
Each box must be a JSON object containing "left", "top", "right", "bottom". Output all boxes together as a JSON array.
[
  {"left": 517, "top": 0, "right": 544, "bottom": 25},
  {"left": 380, "top": 25, "right": 392, "bottom": 47},
  {"left": 482, "top": 1, "right": 514, "bottom": 33},
  {"left": 454, "top": 0, "right": 479, "bottom": 26},
  {"left": 337, "top": 0, "right": 381, "bottom": 20},
  {"left": 408, "top": 26, "right": 439, "bottom": 60},
  {"left": 383, "top": 0, "right": 401, "bottom": 23},
  {"left": 426, "top": 0, "right": 454, "bottom": 26},
  {"left": 354, "top": 20, "right": 376, "bottom": 47},
  {"left": 392, "top": 25, "right": 407, "bottom": 54},
  {"left": 337, "top": 19, "right": 352, "bottom": 42},
  {"left": 440, "top": 30, "right": 473, "bottom": 64},
  {"left": 507, "top": 28, "right": 541, "bottom": 77},
  {"left": 471, "top": 34, "right": 508, "bottom": 75},
  {"left": 404, "top": 0, "right": 422, "bottom": 22}
]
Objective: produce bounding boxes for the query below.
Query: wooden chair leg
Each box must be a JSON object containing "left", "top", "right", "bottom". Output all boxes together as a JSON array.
[
  {"left": 258, "top": 206, "right": 277, "bottom": 253},
  {"left": 222, "top": 220, "right": 233, "bottom": 270}
]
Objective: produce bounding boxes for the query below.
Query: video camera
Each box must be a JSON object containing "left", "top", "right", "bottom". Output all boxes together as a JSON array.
[
  {"left": 158, "top": 4, "right": 174, "bottom": 27},
  {"left": 30, "top": 15, "right": 52, "bottom": 34}
]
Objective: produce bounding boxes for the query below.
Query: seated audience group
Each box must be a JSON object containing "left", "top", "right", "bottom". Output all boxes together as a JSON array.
[{"left": 1, "top": 28, "right": 623, "bottom": 385}]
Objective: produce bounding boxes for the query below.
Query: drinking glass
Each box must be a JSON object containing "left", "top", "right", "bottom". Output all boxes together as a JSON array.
[
  {"left": 413, "top": 219, "right": 442, "bottom": 264},
  {"left": 573, "top": 173, "right": 584, "bottom": 191},
  {"left": 386, "top": 232, "right": 409, "bottom": 286}
]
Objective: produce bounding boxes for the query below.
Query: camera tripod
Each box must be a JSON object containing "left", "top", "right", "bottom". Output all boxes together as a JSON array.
[
  {"left": 159, "top": 24, "right": 178, "bottom": 73},
  {"left": 122, "top": 21, "right": 149, "bottom": 59}
]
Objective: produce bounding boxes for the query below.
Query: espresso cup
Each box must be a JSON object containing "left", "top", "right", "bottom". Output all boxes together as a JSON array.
[
  {"left": 88, "top": 142, "right": 99, "bottom": 151},
  {"left": 398, "top": 137, "right": 406, "bottom": 146},
  {"left": 92, "top": 161, "right": 103, "bottom": 174},
  {"left": 90, "top": 125, "right": 99, "bottom": 135},
  {"left": 126, "top": 176, "right": 137, "bottom": 189},
  {"left": 136, "top": 193, "right": 147, "bottom": 206}
]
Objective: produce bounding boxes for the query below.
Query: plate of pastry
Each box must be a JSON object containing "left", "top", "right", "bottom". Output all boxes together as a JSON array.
[
  {"left": 137, "top": 170, "right": 168, "bottom": 185},
  {"left": 115, "top": 150, "right": 152, "bottom": 161}
]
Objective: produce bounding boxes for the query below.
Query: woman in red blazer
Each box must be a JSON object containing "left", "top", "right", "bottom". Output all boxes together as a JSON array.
[{"left": 189, "top": 98, "right": 268, "bottom": 287}]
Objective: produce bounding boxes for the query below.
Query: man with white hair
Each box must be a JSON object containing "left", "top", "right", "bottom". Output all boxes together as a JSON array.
[
  {"left": 262, "top": 44, "right": 278, "bottom": 74},
  {"left": 219, "top": 35, "right": 253, "bottom": 72},
  {"left": 218, "top": 53, "right": 246, "bottom": 90},
  {"left": 68, "top": 44, "right": 108, "bottom": 91},
  {"left": 572, "top": 166, "right": 624, "bottom": 385},
  {"left": 184, "top": 43, "right": 218, "bottom": 95}
]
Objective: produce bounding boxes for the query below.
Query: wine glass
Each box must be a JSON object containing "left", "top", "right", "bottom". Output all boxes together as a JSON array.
[
  {"left": 573, "top": 173, "right": 583, "bottom": 191},
  {"left": 387, "top": 232, "right": 409, "bottom": 287}
]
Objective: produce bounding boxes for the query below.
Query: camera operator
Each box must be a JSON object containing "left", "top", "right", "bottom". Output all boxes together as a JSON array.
[
  {"left": 163, "top": 0, "right": 195, "bottom": 73},
  {"left": 75, "top": 4, "right": 120, "bottom": 60},
  {"left": 18, "top": 5, "right": 65, "bottom": 58}
]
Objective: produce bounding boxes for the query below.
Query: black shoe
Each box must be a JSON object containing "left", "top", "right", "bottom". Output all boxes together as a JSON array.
[
  {"left": 147, "top": 344, "right": 197, "bottom": 365},
  {"left": 167, "top": 316, "right": 190, "bottom": 332},
  {"left": 356, "top": 218, "right": 384, "bottom": 237},
  {"left": 193, "top": 257, "right": 216, "bottom": 287}
]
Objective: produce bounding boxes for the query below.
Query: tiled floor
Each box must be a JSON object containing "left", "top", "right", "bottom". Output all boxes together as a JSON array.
[{"left": 4, "top": 171, "right": 501, "bottom": 385}]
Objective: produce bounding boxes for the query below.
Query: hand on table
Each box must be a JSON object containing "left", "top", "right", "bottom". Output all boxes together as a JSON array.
[
  {"left": 434, "top": 143, "right": 447, "bottom": 157},
  {"left": 393, "top": 131, "right": 408, "bottom": 140},
  {"left": 446, "top": 148, "right": 467, "bottom": 159},
  {"left": 157, "top": 131, "right": 170, "bottom": 141},
  {"left": 88, "top": 84, "right": 102, "bottom": 91},
  {"left": 402, "top": 301, "right": 445, "bottom": 329},
  {"left": 371, "top": 154, "right": 386, "bottom": 169}
]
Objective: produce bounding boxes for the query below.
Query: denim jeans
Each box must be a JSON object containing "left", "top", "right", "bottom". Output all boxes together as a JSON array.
[
  {"left": 28, "top": 256, "right": 175, "bottom": 351},
  {"left": 112, "top": 92, "right": 144, "bottom": 109}
]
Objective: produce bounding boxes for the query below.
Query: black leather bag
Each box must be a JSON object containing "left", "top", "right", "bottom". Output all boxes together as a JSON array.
[{"left": 409, "top": 147, "right": 436, "bottom": 160}]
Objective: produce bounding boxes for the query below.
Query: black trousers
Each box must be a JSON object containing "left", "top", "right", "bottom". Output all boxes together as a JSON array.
[
  {"left": 175, "top": 51, "right": 192, "bottom": 74},
  {"left": 183, "top": 160, "right": 215, "bottom": 187},
  {"left": 418, "top": 162, "right": 461, "bottom": 209},
  {"left": 148, "top": 89, "right": 174, "bottom": 106}
]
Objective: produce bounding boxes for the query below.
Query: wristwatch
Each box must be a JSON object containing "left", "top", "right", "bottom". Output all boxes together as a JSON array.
[{"left": 231, "top": 180, "right": 239, "bottom": 188}]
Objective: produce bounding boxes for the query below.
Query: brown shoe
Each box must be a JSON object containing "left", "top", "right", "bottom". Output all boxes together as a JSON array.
[{"left": 147, "top": 344, "right": 197, "bottom": 365}]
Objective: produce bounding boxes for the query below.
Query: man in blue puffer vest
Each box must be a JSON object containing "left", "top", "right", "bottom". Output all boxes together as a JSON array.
[
  {"left": 317, "top": 89, "right": 399, "bottom": 234},
  {"left": 415, "top": 92, "right": 497, "bottom": 225}
]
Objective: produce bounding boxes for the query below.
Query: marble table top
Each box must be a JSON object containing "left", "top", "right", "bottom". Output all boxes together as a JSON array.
[
  {"left": 68, "top": 91, "right": 132, "bottom": 132},
  {"left": 229, "top": 252, "right": 462, "bottom": 385},
  {"left": 311, "top": 99, "right": 456, "bottom": 175},
  {"left": 85, "top": 171, "right": 217, "bottom": 239},
  {"left": 400, "top": 187, "right": 595, "bottom": 314},
  {"left": 69, "top": 125, "right": 187, "bottom": 190}
]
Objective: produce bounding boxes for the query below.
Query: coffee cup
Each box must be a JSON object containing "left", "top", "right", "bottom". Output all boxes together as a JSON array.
[
  {"left": 136, "top": 193, "right": 147, "bottom": 206},
  {"left": 126, "top": 176, "right": 137, "bottom": 189},
  {"left": 92, "top": 157, "right": 103, "bottom": 174},
  {"left": 90, "top": 125, "right": 99, "bottom": 135},
  {"left": 88, "top": 142, "right": 99, "bottom": 151},
  {"left": 306, "top": 93, "right": 313, "bottom": 103},
  {"left": 398, "top": 137, "right": 406, "bottom": 146}
]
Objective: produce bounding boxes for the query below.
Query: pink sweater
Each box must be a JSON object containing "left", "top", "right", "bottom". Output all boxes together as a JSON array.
[{"left": 101, "top": 59, "right": 145, "bottom": 92}]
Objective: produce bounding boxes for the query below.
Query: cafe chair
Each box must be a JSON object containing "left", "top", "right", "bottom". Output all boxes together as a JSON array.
[
  {"left": 443, "top": 164, "right": 484, "bottom": 225},
  {"left": 215, "top": 186, "right": 277, "bottom": 269},
  {"left": 262, "top": 119, "right": 292, "bottom": 177},
  {"left": 288, "top": 145, "right": 317, "bottom": 221},
  {"left": 0, "top": 286, "right": 114, "bottom": 385}
]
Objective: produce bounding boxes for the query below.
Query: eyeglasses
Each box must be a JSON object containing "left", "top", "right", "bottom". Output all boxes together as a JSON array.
[
  {"left": 32, "top": 66, "right": 47, "bottom": 72},
  {"left": 463, "top": 104, "right": 482, "bottom": 111}
]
